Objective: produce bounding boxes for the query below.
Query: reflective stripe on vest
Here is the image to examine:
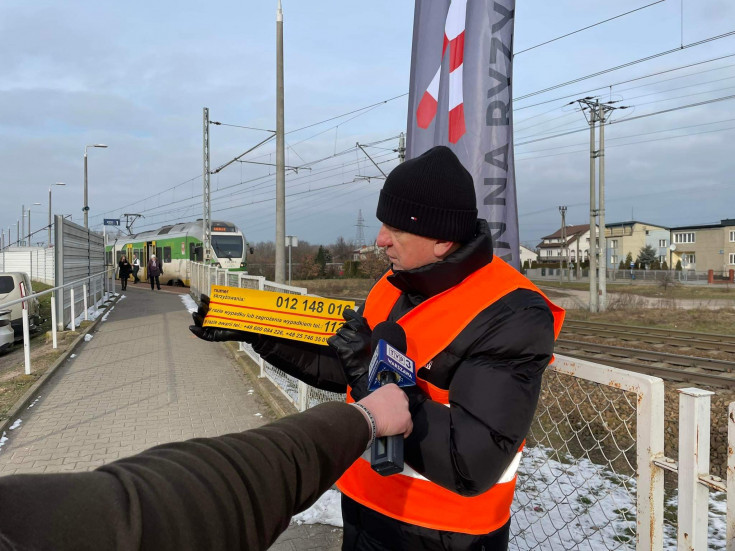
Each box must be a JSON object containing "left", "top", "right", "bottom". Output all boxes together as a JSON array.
[{"left": 336, "top": 257, "right": 565, "bottom": 534}]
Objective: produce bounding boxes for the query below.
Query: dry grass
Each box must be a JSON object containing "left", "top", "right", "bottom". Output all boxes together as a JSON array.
[
  {"left": 566, "top": 307, "right": 735, "bottom": 335},
  {"left": 293, "top": 279, "right": 374, "bottom": 302}
]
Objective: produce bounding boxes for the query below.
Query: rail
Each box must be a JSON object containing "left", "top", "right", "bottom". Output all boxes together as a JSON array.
[
  {"left": 562, "top": 320, "right": 735, "bottom": 352},
  {"left": 1, "top": 268, "right": 114, "bottom": 376}
]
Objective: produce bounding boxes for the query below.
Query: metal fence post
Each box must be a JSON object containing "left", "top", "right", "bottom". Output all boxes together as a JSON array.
[
  {"left": 678, "top": 387, "right": 714, "bottom": 550},
  {"left": 636, "top": 376, "right": 665, "bottom": 551},
  {"left": 728, "top": 401, "right": 735, "bottom": 551},
  {"left": 70, "top": 287, "right": 76, "bottom": 332},
  {"left": 50, "top": 290, "right": 57, "bottom": 349},
  {"left": 21, "top": 294, "right": 31, "bottom": 376},
  {"left": 83, "top": 283, "right": 88, "bottom": 321}
]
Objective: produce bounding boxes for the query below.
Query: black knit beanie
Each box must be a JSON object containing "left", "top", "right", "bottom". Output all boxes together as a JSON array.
[{"left": 376, "top": 146, "right": 477, "bottom": 242}]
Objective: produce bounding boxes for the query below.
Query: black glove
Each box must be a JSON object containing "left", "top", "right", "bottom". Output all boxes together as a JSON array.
[
  {"left": 189, "top": 294, "right": 260, "bottom": 344},
  {"left": 327, "top": 308, "right": 372, "bottom": 400}
]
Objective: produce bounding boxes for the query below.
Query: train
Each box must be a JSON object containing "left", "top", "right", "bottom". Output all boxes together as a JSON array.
[{"left": 105, "top": 220, "right": 249, "bottom": 286}]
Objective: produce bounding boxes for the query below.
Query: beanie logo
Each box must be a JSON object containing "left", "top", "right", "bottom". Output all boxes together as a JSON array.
[
  {"left": 410, "top": 216, "right": 418, "bottom": 221},
  {"left": 415, "top": 0, "right": 467, "bottom": 144}
]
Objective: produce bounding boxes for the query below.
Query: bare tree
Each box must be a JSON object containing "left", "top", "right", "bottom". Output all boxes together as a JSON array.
[{"left": 360, "top": 248, "right": 390, "bottom": 280}]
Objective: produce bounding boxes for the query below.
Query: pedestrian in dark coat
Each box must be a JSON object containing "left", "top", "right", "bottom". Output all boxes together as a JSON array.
[
  {"left": 0, "top": 385, "right": 412, "bottom": 551},
  {"left": 147, "top": 254, "right": 162, "bottom": 290},
  {"left": 117, "top": 255, "right": 131, "bottom": 291}
]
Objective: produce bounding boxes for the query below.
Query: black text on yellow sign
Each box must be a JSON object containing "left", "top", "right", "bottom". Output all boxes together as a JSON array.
[{"left": 203, "top": 286, "right": 356, "bottom": 346}]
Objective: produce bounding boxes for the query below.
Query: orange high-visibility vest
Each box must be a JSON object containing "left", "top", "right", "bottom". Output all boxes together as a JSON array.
[{"left": 337, "top": 257, "right": 565, "bottom": 534}]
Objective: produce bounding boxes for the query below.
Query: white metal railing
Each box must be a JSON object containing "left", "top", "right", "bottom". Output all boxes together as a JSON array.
[
  {"left": 190, "top": 265, "right": 735, "bottom": 549},
  {"left": 1, "top": 268, "right": 114, "bottom": 375}
]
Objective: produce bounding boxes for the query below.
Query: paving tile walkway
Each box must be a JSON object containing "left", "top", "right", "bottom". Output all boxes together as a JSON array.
[{"left": 0, "top": 284, "right": 342, "bottom": 550}]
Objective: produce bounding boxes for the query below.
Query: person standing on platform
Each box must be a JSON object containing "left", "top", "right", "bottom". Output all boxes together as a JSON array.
[
  {"left": 147, "top": 254, "right": 162, "bottom": 291},
  {"left": 117, "top": 255, "right": 131, "bottom": 291},
  {"left": 132, "top": 253, "right": 141, "bottom": 284},
  {"left": 191, "top": 146, "right": 565, "bottom": 551}
]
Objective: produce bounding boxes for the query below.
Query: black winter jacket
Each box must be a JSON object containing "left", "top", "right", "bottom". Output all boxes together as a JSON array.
[
  {"left": 253, "top": 220, "right": 556, "bottom": 497},
  {"left": 0, "top": 402, "right": 369, "bottom": 551}
]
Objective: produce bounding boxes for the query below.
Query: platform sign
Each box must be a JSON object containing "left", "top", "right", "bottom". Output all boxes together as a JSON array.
[
  {"left": 103, "top": 218, "right": 120, "bottom": 226},
  {"left": 203, "top": 286, "right": 355, "bottom": 346}
]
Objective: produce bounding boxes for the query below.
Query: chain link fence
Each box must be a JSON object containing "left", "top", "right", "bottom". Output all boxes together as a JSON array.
[{"left": 511, "top": 368, "right": 640, "bottom": 549}]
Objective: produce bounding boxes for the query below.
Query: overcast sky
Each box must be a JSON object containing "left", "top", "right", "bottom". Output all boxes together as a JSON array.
[{"left": 2, "top": 0, "right": 734, "bottom": 250}]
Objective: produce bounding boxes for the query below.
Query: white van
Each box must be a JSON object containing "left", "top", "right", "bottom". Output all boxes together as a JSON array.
[
  {"left": 0, "top": 310, "right": 12, "bottom": 353},
  {"left": 0, "top": 272, "right": 41, "bottom": 341}
]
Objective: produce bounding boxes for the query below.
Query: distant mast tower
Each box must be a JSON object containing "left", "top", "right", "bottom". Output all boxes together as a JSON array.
[{"left": 355, "top": 210, "right": 366, "bottom": 248}]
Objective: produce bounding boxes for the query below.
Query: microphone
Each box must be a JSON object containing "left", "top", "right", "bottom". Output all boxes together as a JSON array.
[{"left": 367, "top": 321, "right": 415, "bottom": 476}]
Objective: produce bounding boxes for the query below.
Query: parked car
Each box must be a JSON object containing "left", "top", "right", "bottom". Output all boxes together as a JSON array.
[
  {"left": 0, "top": 309, "right": 13, "bottom": 354},
  {"left": 0, "top": 272, "right": 41, "bottom": 341}
]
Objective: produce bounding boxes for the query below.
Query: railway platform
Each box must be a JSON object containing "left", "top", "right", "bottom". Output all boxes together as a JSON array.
[{"left": 0, "top": 284, "right": 342, "bottom": 550}]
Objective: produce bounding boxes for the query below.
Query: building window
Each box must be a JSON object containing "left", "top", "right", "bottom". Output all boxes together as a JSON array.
[
  {"left": 609, "top": 239, "right": 618, "bottom": 248},
  {"left": 659, "top": 255, "right": 666, "bottom": 263},
  {"left": 730, "top": 230, "right": 735, "bottom": 242},
  {"left": 546, "top": 250, "right": 552, "bottom": 257},
  {"left": 611, "top": 255, "right": 618, "bottom": 264},
  {"left": 730, "top": 253, "right": 735, "bottom": 265},
  {"left": 683, "top": 254, "right": 696, "bottom": 265},
  {"left": 645, "top": 230, "right": 650, "bottom": 235},
  {"left": 674, "top": 232, "right": 695, "bottom": 244},
  {"left": 163, "top": 246, "right": 172, "bottom": 263},
  {"left": 659, "top": 239, "right": 667, "bottom": 247}
]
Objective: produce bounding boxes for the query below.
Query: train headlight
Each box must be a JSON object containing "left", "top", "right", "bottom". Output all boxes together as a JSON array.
[{"left": 240, "top": 262, "right": 245, "bottom": 267}]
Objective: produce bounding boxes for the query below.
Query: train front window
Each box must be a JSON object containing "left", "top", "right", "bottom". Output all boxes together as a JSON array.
[{"left": 212, "top": 236, "right": 243, "bottom": 259}]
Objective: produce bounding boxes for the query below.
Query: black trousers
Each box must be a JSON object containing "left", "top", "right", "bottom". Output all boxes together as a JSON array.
[
  {"left": 341, "top": 495, "right": 510, "bottom": 551},
  {"left": 132, "top": 266, "right": 140, "bottom": 282},
  {"left": 149, "top": 275, "right": 160, "bottom": 290},
  {"left": 120, "top": 274, "right": 129, "bottom": 290}
]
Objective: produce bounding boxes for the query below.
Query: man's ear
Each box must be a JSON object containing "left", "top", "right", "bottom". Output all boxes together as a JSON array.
[{"left": 433, "top": 240, "right": 459, "bottom": 259}]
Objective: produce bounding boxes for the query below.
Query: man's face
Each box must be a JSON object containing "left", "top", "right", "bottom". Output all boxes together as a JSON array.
[{"left": 376, "top": 224, "right": 441, "bottom": 271}]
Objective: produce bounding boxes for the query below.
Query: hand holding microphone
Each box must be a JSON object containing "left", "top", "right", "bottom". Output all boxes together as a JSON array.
[{"left": 366, "top": 321, "right": 416, "bottom": 476}]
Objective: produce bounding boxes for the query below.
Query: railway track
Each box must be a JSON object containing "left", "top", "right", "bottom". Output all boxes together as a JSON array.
[
  {"left": 561, "top": 320, "right": 735, "bottom": 354},
  {"left": 558, "top": 321, "right": 735, "bottom": 388}
]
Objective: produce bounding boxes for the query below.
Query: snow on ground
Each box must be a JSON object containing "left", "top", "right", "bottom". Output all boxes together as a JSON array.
[
  {"left": 179, "top": 294, "right": 198, "bottom": 313},
  {"left": 0, "top": 432, "right": 7, "bottom": 451},
  {"left": 84, "top": 334, "right": 93, "bottom": 342},
  {"left": 9, "top": 420, "right": 21, "bottom": 430},
  {"left": 292, "top": 489, "right": 343, "bottom": 528},
  {"left": 65, "top": 296, "right": 108, "bottom": 329},
  {"left": 27, "top": 396, "right": 41, "bottom": 409},
  {"left": 69, "top": 354, "right": 76, "bottom": 358},
  {"left": 290, "top": 445, "right": 728, "bottom": 549}
]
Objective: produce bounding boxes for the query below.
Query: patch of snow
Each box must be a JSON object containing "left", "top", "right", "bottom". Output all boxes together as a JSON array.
[
  {"left": 27, "top": 396, "right": 41, "bottom": 409},
  {"left": 292, "top": 489, "right": 343, "bottom": 528},
  {"left": 84, "top": 334, "right": 93, "bottom": 342},
  {"left": 254, "top": 413, "right": 262, "bottom": 417},
  {"left": 180, "top": 294, "right": 199, "bottom": 313},
  {"left": 70, "top": 354, "right": 77, "bottom": 358},
  {"left": 0, "top": 432, "right": 7, "bottom": 451},
  {"left": 9, "top": 419, "right": 22, "bottom": 430},
  {"left": 510, "top": 444, "right": 726, "bottom": 550}
]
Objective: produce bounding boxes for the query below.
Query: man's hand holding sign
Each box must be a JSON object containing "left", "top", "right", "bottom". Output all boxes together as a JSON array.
[{"left": 190, "top": 287, "right": 355, "bottom": 346}]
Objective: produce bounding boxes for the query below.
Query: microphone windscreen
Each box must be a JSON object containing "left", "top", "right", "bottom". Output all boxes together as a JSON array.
[{"left": 371, "top": 321, "right": 407, "bottom": 353}]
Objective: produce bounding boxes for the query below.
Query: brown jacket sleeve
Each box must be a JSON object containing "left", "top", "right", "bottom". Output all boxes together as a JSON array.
[{"left": 0, "top": 402, "right": 368, "bottom": 551}]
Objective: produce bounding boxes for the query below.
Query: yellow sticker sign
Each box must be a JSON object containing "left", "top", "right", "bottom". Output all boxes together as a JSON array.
[{"left": 203, "top": 286, "right": 355, "bottom": 346}]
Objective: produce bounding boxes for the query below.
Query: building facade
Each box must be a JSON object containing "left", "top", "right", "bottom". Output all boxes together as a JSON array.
[
  {"left": 537, "top": 224, "right": 591, "bottom": 265},
  {"left": 605, "top": 221, "right": 669, "bottom": 268},
  {"left": 670, "top": 219, "right": 735, "bottom": 275}
]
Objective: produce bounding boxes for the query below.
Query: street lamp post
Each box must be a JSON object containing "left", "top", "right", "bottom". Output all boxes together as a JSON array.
[
  {"left": 28, "top": 202, "right": 41, "bottom": 246},
  {"left": 49, "top": 182, "right": 66, "bottom": 246},
  {"left": 84, "top": 144, "right": 108, "bottom": 228}
]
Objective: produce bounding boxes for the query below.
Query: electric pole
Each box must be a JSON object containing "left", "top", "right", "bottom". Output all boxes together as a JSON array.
[
  {"left": 398, "top": 132, "right": 406, "bottom": 163},
  {"left": 275, "top": 0, "right": 286, "bottom": 284},
  {"left": 575, "top": 97, "right": 625, "bottom": 311},
  {"left": 558, "top": 206, "right": 567, "bottom": 285},
  {"left": 355, "top": 210, "right": 366, "bottom": 248},
  {"left": 203, "top": 107, "right": 212, "bottom": 264}
]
